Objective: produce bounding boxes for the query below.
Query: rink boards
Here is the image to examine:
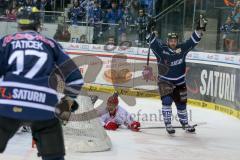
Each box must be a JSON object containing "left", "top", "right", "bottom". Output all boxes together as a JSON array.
[{"left": 60, "top": 42, "right": 240, "bottom": 119}]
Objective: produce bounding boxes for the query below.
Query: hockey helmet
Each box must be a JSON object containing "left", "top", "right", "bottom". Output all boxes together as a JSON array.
[
  {"left": 107, "top": 93, "right": 119, "bottom": 112},
  {"left": 17, "top": 6, "right": 41, "bottom": 31},
  {"left": 167, "top": 32, "right": 179, "bottom": 40}
]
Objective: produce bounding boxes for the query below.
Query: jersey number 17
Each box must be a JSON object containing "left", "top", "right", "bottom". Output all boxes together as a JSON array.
[{"left": 8, "top": 50, "right": 47, "bottom": 79}]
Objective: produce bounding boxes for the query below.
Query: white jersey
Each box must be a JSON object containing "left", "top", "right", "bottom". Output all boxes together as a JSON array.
[{"left": 101, "top": 105, "right": 134, "bottom": 127}]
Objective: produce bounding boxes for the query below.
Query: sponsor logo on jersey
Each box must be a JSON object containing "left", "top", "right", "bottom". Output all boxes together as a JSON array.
[
  {"left": 170, "top": 58, "right": 183, "bottom": 66},
  {"left": 200, "top": 70, "right": 236, "bottom": 102},
  {"left": 12, "top": 89, "right": 46, "bottom": 103},
  {"left": 13, "top": 106, "right": 23, "bottom": 113}
]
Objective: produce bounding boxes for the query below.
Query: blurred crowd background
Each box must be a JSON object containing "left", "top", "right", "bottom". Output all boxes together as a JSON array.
[{"left": 0, "top": 0, "right": 239, "bottom": 54}]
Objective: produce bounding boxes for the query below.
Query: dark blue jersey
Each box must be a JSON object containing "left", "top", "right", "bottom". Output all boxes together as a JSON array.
[
  {"left": 150, "top": 31, "right": 201, "bottom": 85},
  {"left": 0, "top": 31, "right": 83, "bottom": 121}
]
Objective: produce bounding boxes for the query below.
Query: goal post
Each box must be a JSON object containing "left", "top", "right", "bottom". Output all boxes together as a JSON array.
[{"left": 63, "top": 95, "right": 112, "bottom": 152}]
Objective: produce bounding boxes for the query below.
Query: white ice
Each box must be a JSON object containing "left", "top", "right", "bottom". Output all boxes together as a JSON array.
[{"left": 1, "top": 97, "right": 240, "bottom": 160}]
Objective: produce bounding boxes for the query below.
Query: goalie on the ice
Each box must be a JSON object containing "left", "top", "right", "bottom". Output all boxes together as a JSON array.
[
  {"left": 144, "top": 15, "right": 207, "bottom": 134},
  {"left": 101, "top": 93, "right": 141, "bottom": 132}
]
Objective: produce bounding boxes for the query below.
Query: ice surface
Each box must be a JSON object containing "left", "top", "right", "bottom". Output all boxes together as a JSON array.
[{"left": 1, "top": 97, "right": 240, "bottom": 160}]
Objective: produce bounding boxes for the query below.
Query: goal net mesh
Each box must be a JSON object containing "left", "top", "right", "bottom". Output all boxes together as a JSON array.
[{"left": 63, "top": 95, "right": 112, "bottom": 152}]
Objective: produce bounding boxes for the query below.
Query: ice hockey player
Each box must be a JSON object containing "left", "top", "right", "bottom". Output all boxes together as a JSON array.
[
  {"left": 0, "top": 6, "right": 83, "bottom": 160},
  {"left": 145, "top": 15, "right": 207, "bottom": 134},
  {"left": 101, "top": 93, "right": 141, "bottom": 132}
]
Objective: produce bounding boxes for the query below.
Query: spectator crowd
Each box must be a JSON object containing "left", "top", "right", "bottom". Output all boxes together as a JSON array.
[
  {"left": 0, "top": 0, "right": 53, "bottom": 21},
  {"left": 67, "top": 0, "right": 153, "bottom": 45},
  {"left": 221, "top": 0, "right": 240, "bottom": 53},
  {"left": 0, "top": 0, "right": 153, "bottom": 46}
]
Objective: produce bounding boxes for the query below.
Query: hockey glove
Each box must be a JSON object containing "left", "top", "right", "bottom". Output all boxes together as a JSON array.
[
  {"left": 129, "top": 121, "right": 141, "bottom": 132},
  {"left": 104, "top": 121, "right": 119, "bottom": 131},
  {"left": 147, "top": 18, "right": 156, "bottom": 33},
  {"left": 196, "top": 14, "right": 208, "bottom": 31},
  {"left": 55, "top": 96, "right": 79, "bottom": 122}
]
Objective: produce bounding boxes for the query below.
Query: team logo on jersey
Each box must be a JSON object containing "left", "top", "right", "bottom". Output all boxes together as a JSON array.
[
  {"left": 175, "top": 48, "right": 182, "bottom": 54},
  {"left": 0, "top": 87, "right": 12, "bottom": 99}
]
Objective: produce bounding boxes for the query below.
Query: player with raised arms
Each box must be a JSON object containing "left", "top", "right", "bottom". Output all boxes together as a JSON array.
[
  {"left": 144, "top": 15, "right": 208, "bottom": 134},
  {"left": 0, "top": 6, "right": 83, "bottom": 160}
]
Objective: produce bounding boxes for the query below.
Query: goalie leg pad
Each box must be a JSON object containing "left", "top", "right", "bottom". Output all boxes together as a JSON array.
[
  {"left": 0, "top": 116, "right": 21, "bottom": 153},
  {"left": 31, "top": 118, "right": 65, "bottom": 158}
]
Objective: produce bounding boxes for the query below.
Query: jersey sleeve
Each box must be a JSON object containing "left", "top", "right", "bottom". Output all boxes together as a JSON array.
[
  {"left": 116, "top": 106, "right": 134, "bottom": 127},
  {"left": 53, "top": 42, "right": 84, "bottom": 97},
  {"left": 181, "top": 30, "right": 202, "bottom": 54},
  {"left": 147, "top": 33, "right": 164, "bottom": 59},
  {"left": 100, "top": 113, "right": 108, "bottom": 126}
]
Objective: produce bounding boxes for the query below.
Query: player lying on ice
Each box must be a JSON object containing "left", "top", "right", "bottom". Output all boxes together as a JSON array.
[
  {"left": 100, "top": 93, "right": 141, "bottom": 132},
  {"left": 0, "top": 6, "right": 83, "bottom": 160},
  {"left": 144, "top": 15, "right": 208, "bottom": 135}
]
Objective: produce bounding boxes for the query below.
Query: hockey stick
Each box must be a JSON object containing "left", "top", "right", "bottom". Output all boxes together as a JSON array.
[
  {"left": 146, "top": 0, "right": 185, "bottom": 64},
  {"left": 140, "top": 122, "right": 207, "bottom": 130},
  {"left": 153, "top": 0, "right": 184, "bottom": 21},
  {"left": 146, "top": 32, "right": 152, "bottom": 66}
]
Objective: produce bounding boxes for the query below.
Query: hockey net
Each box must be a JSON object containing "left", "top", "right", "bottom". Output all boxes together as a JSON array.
[{"left": 63, "top": 95, "right": 112, "bottom": 152}]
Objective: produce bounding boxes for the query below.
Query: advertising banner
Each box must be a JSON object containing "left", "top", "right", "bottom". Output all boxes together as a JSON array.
[
  {"left": 186, "top": 61, "right": 238, "bottom": 111},
  {"left": 69, "top": 53, "right": 135, "bottom": 88},
  {"left": 66, "top": 46, "right": 240, "bottom": 118}
]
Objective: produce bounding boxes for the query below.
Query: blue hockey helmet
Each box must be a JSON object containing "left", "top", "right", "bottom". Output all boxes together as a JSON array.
[{"left": 17, "top": 6, "right": 41, "bottom": 31}]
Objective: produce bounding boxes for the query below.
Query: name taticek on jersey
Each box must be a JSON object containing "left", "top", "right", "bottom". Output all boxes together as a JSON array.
[
  {"left": 200, "top": 70, "right": 235, "bottom": 102},
  {"left": 11, "top": 40, "right": 44, "bottom": 50}
]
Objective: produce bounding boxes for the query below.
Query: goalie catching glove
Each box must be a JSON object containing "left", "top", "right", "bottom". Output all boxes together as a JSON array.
[{"left": 55, "top": 96, "right": 79, "bottom": 121}]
